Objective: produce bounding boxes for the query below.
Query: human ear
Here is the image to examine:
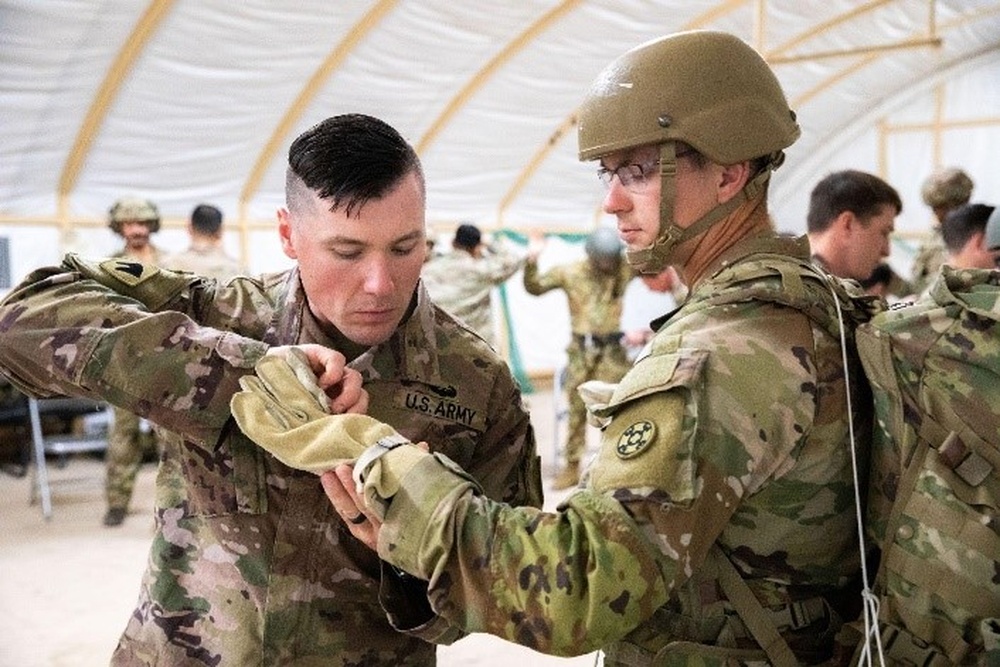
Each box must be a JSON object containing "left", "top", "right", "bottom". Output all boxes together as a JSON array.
[
  {"left": 277, "top": 208, "right": 298, "bottom": 260},
  {"left": 717, "top": 162, "right": 751, "bottom": 204}
]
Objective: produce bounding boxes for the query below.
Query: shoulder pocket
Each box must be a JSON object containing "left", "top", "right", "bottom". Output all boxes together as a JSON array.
[
  {"left": 588, "top": 349, "right": 708, "bottom": 500},
  {"left": 594, "top": 349, "right": 707, "bottom": 418}
]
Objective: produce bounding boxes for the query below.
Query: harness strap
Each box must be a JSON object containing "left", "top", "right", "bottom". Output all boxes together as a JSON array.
[{"left": 704, "top": 545, "right": 799, "bottom": 667}]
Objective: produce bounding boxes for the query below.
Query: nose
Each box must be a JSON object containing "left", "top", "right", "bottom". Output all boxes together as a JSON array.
[
  {"left": 362, "top": 257, "right": 394, "bottom": 296},
  {"left": 602, "top": 178, "right": 631, "bottom": 216}
]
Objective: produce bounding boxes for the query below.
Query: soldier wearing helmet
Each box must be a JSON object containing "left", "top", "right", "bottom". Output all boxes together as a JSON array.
[
  {"left": 247, "top": 31, "right": 881, "bottom": 665},
  {"left": 523, "top": 226, "right": 635, "bottom": 489},
  {"left": 103, "top": 196, "right": 165, "bottom": 526},
  {"left": 911, "top": 167, "right": 975, "bottom": 292},
  {"left": 108, "top": 196, "right": 162, "bottom": 265}
]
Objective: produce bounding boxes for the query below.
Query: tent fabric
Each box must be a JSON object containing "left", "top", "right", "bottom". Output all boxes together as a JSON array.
[{"left": 1, "top": 1, "right": 999, "bottom": 372}]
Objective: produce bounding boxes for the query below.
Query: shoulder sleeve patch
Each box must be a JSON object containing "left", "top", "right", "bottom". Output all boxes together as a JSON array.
[{"left": 99, "top": 259, "right": 160, "bottom": 287}]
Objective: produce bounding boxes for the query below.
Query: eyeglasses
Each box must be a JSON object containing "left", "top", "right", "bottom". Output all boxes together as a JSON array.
[
  {"left": 597, "top": 150, "right": 694, "bottom": 192},
  {"left": 597, "top": 159, "right": 660, "bottom": 191}
]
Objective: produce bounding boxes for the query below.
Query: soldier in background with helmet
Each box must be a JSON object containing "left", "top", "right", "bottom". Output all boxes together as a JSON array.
[
  {"left": 265, "top": 30, "right": 881, "bottom": 664},
  {"left": 523, "top": 226, "right": 633, "bottom": 490},
  {"left": 104, "top": 196, "right": 166, "bottom": 527},
  {"left": 911, "top": 166, "right": 974, "bottom": 293}
]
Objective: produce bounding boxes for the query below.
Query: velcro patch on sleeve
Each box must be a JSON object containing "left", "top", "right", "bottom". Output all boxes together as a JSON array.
[{"left": 99, "top": 259, "right": 160, "bottom": 287}]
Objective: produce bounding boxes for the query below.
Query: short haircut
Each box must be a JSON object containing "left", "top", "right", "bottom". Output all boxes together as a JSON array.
[
  {"left": 454, "top": 224, "right": 481, "bottom": 250},
  {"left": 940, "top": 203, "right": 995, "bottom": 253},
  {"left": 806, "top": 170, "right": 902, "bottom": 233},
  {"left": 190, "top": 204, "right": 223, "bottom": 235},
  {"left": 285, "top": 114, "right": 424, "bottom": 218}
]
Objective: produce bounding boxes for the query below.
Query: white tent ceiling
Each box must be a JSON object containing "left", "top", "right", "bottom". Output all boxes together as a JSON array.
[{"left": 1, "top": 0, "right": 999, "bottom": 280}]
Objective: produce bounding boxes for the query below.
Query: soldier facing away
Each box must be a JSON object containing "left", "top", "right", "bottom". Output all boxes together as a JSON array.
[
  {"left": 0, "top": 114, "right": 542, "bottom": 665},
  {"left": 234, "top": 31, "right": 883, "bottom": 665},
  {"left": 421, "top": 223, "right": 525, "bottom": 348},
  {"left": 162, "top": 203, "right": 244, "bottom": 280}
]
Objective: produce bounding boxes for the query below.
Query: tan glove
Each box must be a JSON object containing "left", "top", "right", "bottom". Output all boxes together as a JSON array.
[
  {"left": 355, "top": 443, "right": 429, "bottom": 519},
  {"left": 231, "top": 349, "right": 400, "bottom": 473}
]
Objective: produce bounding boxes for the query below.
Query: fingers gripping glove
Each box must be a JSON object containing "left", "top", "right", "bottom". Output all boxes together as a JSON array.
[{"left": 230, "top": 349, "right": 399, "bottom": 473}]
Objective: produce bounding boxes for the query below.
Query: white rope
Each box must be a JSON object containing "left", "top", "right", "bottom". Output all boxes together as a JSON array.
[{"left": 827, "top": 278, "right": 885, "bottom": 666}]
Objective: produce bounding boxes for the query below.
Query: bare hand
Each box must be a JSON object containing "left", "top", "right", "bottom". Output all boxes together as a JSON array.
[
  {"left": 267, "top": 344, "right": 369, "bottom": 415},
  {"left": 526, "top": 231, "right": 547, "bottom": 260},
  {"left": 622, "top": 328, "right": 652, "bottom": 348},
  {"left": 321, "top": 464, "right": 380, "bottom": 550}
]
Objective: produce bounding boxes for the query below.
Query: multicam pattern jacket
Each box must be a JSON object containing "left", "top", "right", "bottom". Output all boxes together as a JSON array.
[
  {"left": 421, "top": 242, "right": 524, "bottom": 347},
  {"left": 857, "top": 266, "right": 1000, "bottom": 665},
  {"left": 0, "top": 253, "right": 542, "bottom": 666},
  {"left": 522, "top": 255, "right": 632, "bottom": 336},
  {"left": 374, "top": 235, "right": 881, "bottom": 665}
]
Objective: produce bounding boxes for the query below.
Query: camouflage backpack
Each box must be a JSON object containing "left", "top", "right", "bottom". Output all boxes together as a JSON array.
[{"left": 855, "top": 266, "right": 1000, "bottom": 665}]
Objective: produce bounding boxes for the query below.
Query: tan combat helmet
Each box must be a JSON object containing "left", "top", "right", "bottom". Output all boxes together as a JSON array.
[
  {"left": 108, "top": 197, "right": 161, "bottom": 235},
  {"left": 578, "top": 30, "right": 800, "bottom": 274},
  {"left": 920, "top": 167, "right": 974, "bottom": 210}
]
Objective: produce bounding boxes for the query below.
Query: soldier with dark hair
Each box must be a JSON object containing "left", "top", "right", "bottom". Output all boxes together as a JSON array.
[
  {"left": 421, "top": 222, "right": 525, "bottom": 347},
  {"left": 0, "top": 114, "right": 541, "bottom": 665},
  {"left": 939, "top": 202, "right": 998, "bottom": 270},
  {"left": 163, "top": 203, "right": 244, "bottom": 280},
  {"left": 236, "top": 32, "right": 881, "bottom": 665}
]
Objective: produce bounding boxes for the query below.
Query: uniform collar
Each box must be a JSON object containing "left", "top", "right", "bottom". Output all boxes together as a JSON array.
[{"left": 269, "top": 269, "right": 444, "bottom": 384}]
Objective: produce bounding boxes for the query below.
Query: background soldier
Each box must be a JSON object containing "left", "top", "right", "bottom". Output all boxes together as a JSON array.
[
  {"left": 163, "top": 203, "right": 244, "bottom": 280},
  {"left": 806, "top": 169, "right": 911, "bottom": 296},
  {"left": 523, "top": 226, "right": 633, "bottom": 490},
  {"left": 911, "top": 166, "right": 974, "bottom": 293},
  {"left": 939, "top": 202, "right": 999, "bottom": 271},
  {"left": 240, "top": 31, "right": 880, "bottom": 665},
  {"left": 104, "top": 196, "right": 165, "bottom": 527},
  {"left": 421, "top": 223, "right": 525, "bottom": 347}
]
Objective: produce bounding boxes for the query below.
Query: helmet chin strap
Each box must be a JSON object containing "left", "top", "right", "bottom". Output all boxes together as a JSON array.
[{"left": 625, "top": 143, "right": 774, "bottom": 275}]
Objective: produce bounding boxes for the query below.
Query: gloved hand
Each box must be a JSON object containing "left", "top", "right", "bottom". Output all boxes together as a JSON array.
[
  {"left": 355, "top": 443, "right": 429, "bottom": 520},
  {"left": 231, "top": 348, "right": 400, "bottom": 473}
]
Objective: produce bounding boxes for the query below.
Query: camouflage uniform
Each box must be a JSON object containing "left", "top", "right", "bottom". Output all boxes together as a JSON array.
[
  {"left": 0, "top": 254, "right": 542, "bottom": 666},
  {"left": 373, "top": 235, "right": 880, "bottom": 665},
  {"left": 421, "top": 241, "right": 524, "bottom": 347},
  {"left": 857, "top": 266, "right": 1000, "bottom": 665},
  {"left": 523, "top": 255, "right": 633, "bottom": 466},
  {"left": 106, "top": 244, "right": 166, "bottom": 514},
  {"left": 909, "top": 231, "right": 947, "bottom": 295},
  {"left": 162, "top": 242, "right": 244, "bottom": 281}
]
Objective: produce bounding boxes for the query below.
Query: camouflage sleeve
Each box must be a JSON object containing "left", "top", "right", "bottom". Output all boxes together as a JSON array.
[
  {"left": 379, "top": 354, "right": 543, "bottom": 645},
  {"left": 0, "top": 254, "right": 271, "bottom": 444},
  {"left": 521, "top": 257, "right": 564, "bottom": 296},
  {"left": 376, "top": 454, "right": 671, "bottom": 656},
  {"left": 374, "top": 304, "right": 830, "bottom": 656},
  {"left": 478, "top": 242, "right": 526, "bottom": 285}
]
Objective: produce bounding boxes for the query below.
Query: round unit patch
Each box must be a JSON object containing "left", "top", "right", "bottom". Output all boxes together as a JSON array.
[{"left": 616, "top": 420, "right": 656, "bottom": 459}]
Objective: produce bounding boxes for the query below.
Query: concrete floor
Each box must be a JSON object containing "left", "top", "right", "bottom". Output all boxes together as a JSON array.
[{"left": 0, "top": 387, "right": 604, "bottom": 667}]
